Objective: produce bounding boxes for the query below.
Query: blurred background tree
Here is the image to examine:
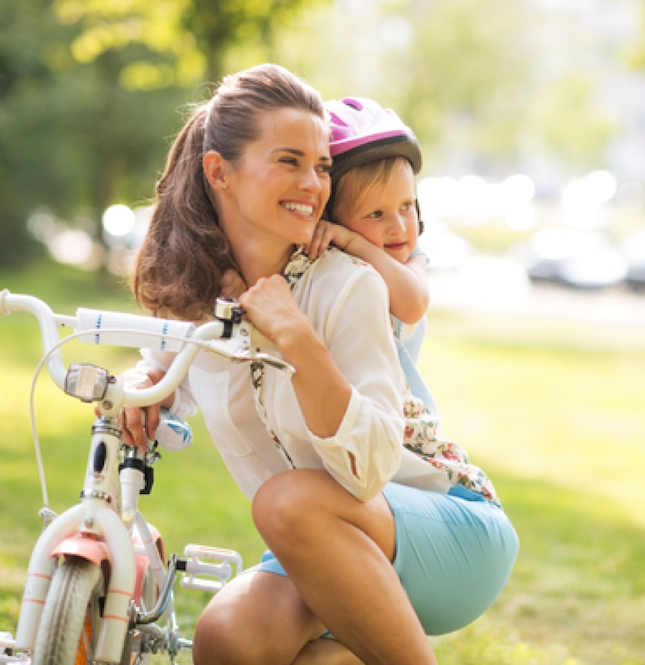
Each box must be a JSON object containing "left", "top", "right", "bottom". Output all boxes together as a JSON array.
[
  {"left": 0, "top": 0, "right": 319, "bottom": 268},
  {"left": 0, "top": 0, "right": 640, "bottom": 269}
]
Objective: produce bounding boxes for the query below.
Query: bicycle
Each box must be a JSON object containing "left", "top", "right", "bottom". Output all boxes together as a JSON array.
[{"left": 0, "top": 289, "right": 294, "bottom": 665}]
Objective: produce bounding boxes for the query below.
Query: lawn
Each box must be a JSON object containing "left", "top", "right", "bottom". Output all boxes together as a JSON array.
[{"left": 1, "top": 260, "right": 644, "bottom": 664}]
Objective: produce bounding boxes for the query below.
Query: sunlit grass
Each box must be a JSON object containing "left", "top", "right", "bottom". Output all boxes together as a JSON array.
[{"left": 1, "top": 263, "right": 644, "bottom": 664}]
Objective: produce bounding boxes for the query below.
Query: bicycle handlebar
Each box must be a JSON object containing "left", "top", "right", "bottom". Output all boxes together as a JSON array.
[{"left": 0, "top": 289, "right": 292, "bottom": 416}]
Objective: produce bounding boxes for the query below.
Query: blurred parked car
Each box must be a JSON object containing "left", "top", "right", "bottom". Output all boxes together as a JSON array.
[
  {"left": 508, "top": 228, "right": 628, "bottom": 290},
  {"left": 621, "top": 229, "right": 645, "bottom": 292},
  {"left": 418, "top": 222, "right": 472, "bottom": 271}
]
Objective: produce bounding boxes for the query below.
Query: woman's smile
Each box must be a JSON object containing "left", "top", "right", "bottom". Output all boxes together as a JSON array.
[{"left": 281, "top": 200, "right": 316, "bottom": 220}]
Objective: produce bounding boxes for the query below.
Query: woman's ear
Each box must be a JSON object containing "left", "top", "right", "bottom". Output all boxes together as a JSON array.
[{"left": 203, "top": 151, "right": 230, "bottom": 191}]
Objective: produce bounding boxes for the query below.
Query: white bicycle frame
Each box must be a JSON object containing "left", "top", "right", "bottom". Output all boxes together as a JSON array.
[{"left": 0, "top": 289, "right": 293, "bottom": 664}]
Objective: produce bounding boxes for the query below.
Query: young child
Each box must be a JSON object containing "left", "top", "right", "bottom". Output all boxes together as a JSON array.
[{"left": 307, "top": 96, "right": 441, "bottom": 423}]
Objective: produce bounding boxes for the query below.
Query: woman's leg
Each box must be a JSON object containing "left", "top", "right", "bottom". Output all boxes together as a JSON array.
[
  {"left": 293, "top": 639, "right": 365, "bottom": 664},
  {"left": 192, "top": 570, "right": 325, "bottom": 665},
  {"left": 252, "top": 469, "right": 438, "bottom": 665}
]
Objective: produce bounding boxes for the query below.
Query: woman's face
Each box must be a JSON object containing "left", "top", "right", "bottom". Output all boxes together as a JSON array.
[
  {"left": 335, "top": 160, "right": 418, "bottom": 264},
  {"left": 222, "top": 108, "right": 331, "bottom": 250}
]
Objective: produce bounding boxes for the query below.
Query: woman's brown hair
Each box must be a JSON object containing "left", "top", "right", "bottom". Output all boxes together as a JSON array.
[{"left": 131, "top": 63, "right": 325, "bottom": 320}]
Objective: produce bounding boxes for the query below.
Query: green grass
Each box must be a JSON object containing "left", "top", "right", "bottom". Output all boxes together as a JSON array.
[{"left": 1, "top": 261, "right": 645, "bottom": 664}]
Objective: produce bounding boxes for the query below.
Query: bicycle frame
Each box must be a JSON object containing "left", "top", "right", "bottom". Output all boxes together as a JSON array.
[{"left": 0, "top": 289, "right": 293, "bottom": 664}]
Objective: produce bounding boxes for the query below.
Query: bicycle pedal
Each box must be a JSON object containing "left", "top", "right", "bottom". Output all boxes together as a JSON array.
[{"left": 180, "top": 544, "right": 243, "bottom": 593}]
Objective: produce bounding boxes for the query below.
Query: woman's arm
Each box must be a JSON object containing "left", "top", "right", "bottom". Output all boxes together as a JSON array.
[
  {"left": 239, "top": 263, "right": 404, "bottom": 501},
  {"left": 119, "top": 348, "right": 197, "bottom": 450},
  {"left": 239, "top": 275, "right": 352, "bottom": 440}
]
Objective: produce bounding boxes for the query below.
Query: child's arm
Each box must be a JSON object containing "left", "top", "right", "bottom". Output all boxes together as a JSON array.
[
  {"left": 306, "top": 220, "right": 429, "bottom": 324},
  {"left": 345, "top": 236, "right": 429, "bottom": 324}
]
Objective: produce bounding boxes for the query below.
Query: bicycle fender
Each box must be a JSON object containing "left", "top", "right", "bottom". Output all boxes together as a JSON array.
[
  {"left": 51, "top": 535, "right": 111, "bottom": 568},
  {"left": 132, "top": 523, "right": 164, "bottom": 605}
]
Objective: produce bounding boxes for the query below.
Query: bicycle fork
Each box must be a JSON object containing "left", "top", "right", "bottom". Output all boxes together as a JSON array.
[{"left": 15, "top": 417, "right": 136, "bottom": 664}]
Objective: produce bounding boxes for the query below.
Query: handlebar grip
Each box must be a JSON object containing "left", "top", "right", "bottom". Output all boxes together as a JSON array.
[{"left": 76, "top": 308, "right": 196, "bottom": 351}]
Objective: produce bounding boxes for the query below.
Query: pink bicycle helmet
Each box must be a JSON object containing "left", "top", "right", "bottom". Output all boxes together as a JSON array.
[{"left": 326, "top": 97, "right": 422, "bottom": 185}]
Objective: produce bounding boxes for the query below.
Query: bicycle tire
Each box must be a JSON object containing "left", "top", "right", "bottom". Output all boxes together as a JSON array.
[{"left": 33, "top": 556, "right": 104, "bottom": 665}]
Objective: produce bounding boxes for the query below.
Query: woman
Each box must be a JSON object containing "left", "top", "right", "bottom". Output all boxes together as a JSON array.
[{"left": 123, "top": 64, "right": 518, "bottom": 665}]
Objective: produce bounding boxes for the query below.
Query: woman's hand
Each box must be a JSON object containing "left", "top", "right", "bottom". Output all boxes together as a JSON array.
[
  {"left": 238, "top": 275, "right": 313, "bottom": 351},
  {"left": 305, "top": 219, "right": 357, "bottom": 260},
  {"left": 120, "top": 369, "right": 172, "bottom": 453}
]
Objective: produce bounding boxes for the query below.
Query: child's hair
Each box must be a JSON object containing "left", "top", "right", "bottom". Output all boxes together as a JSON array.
[
  {"left": 331, "top": 156, "right": 413, "bottom": 220},
  {"left": 132, "top": 63, "right": 325, "bottom": 321}
]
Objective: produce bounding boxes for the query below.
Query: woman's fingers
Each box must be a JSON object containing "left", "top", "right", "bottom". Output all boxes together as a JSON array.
[
  {"left": 123, "top": 406, "right": 149, "bottom": 452},
  {"left": 239, "top": 275, "right": 311, "bottom": 348},
  {"left": 121, "top": 369, "right": 168, "bottom": 452}
]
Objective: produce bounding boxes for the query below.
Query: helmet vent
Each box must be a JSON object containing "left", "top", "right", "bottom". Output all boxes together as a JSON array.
[{"left": 342, "top": 98, "right": 363, "bottom": 111}]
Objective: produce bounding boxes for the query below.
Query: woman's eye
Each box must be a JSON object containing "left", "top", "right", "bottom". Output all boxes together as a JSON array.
[
  {"left": 316, "top": 164, "right": 332, "bottom": 175},
  {"left": 280, "top": 157, "right": 298, "bottom": 166}
]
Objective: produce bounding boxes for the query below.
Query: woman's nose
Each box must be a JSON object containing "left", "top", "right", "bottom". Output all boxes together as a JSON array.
[{"left": 299, "top": 167, "right": 323, "bottom": 192}]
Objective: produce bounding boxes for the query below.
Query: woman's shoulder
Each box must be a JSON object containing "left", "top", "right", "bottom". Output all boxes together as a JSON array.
[
  {"left": 314, "top": 247, "right": 379, "bottom": 281},
  {"left": 294, "top": 248, "right": 389, "bottom": 327}
]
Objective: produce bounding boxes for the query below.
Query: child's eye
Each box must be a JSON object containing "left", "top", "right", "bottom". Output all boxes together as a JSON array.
[
  {"left": 367, "top": 210, "right": 383, "bottom": 219},
  {"left": 401, "top": 202, "right": 414, "bottom": 212}
]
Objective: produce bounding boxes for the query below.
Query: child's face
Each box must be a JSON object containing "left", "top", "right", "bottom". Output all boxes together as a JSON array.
[{"left": 335, "top": 160, "right": 418, "bottom": 264}]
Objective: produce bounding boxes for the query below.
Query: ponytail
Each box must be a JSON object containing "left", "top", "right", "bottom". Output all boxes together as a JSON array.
[{"left": 132, "top": 105, "right": 238, "bottom": 321}]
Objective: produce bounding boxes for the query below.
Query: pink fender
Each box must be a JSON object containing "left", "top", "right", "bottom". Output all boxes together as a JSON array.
[{"left": 51, "top": 534, "right": 111, "bottom": 568}]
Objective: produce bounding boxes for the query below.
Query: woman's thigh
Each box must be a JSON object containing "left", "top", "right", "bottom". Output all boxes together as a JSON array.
[
  {"left": 382, "top": 483, "right": 519, "bottom": 636},
  {"left": 254, "top": 482, "right": 519, "bottom": 638}
]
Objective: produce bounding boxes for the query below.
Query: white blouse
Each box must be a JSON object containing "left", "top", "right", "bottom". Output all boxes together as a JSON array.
[
  {"left": 130, "top": 250, "right": 406, "bottom": 502},
  {"left": 128, "top": 248, "right": 486, "bottom": 503}
]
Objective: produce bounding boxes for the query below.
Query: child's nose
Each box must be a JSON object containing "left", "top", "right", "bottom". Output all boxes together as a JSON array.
[{"left": 387, "top": 214, "right": 407, "bottom": 234}]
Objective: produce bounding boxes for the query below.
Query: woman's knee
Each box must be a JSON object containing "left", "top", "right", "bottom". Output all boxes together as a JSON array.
[
  {"left": 193, "top": 571, "right": 322, "bottom": 665},
  {"left": 252, "top": 470, "right": 330, "bottom": 542},
  {"left": 192, "top": 599, "right": 243, "bottom": 665},
  {"left": 192, "top": 593, "right": 269, "bottom": 665}
]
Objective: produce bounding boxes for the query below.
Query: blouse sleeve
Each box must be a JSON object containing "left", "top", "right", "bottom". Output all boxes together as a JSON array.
[{"left": 296, "top": 263, "right": 405, "bottom": 502}]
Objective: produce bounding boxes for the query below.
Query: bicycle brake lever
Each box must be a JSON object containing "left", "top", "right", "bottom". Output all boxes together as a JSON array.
[
  {"left": 203, "top": 341, "right": 295, "bottom": 377},
  {"left": 250, "top": 352, "right": 295, "bottom": 377}
]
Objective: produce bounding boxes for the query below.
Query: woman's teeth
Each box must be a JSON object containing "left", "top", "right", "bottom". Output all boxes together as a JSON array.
[{"left": 283, "top": 202, "right": 313, "bottom": 217}]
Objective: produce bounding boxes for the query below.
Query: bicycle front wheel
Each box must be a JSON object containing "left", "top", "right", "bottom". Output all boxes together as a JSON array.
[{"left": 33, "top": 556, "right": 104, "bottom": 665}]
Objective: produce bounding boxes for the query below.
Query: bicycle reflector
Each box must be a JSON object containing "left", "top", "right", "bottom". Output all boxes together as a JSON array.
[{"left": 64, "top": 363, "right": 110, "bottom": 402}]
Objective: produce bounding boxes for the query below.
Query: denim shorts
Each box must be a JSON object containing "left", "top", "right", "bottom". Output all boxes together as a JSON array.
[{"left": 254, "top": 482, "right": 519, "bottom": 636}]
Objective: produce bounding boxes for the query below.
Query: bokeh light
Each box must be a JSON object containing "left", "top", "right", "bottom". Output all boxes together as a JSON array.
[{"left": 102, "top": 204, "right": 136, "bottom": 237}]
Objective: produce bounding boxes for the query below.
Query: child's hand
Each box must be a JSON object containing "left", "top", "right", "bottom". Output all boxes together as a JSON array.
[
  {"left": 220, "top": 269, "right": 247, "bottom": 299},
  {"left": 306, "top": 219, "right": 357, "bottom": 259}
]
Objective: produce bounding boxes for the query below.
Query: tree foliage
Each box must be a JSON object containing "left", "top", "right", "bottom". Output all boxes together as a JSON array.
[
  {"left": 270, "top": 0, "right": 621, "bottom": 178},
  {"left": 0, "top": 0, "right": 320, "bottom": 267},
  {"left": 0, "top": 0, "right": 625, "bottom": 268}
]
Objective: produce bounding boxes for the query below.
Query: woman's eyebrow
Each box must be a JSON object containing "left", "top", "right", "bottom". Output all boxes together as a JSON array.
[{"left": 270, "top": 147, "right": 331, "bottom": 162}]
